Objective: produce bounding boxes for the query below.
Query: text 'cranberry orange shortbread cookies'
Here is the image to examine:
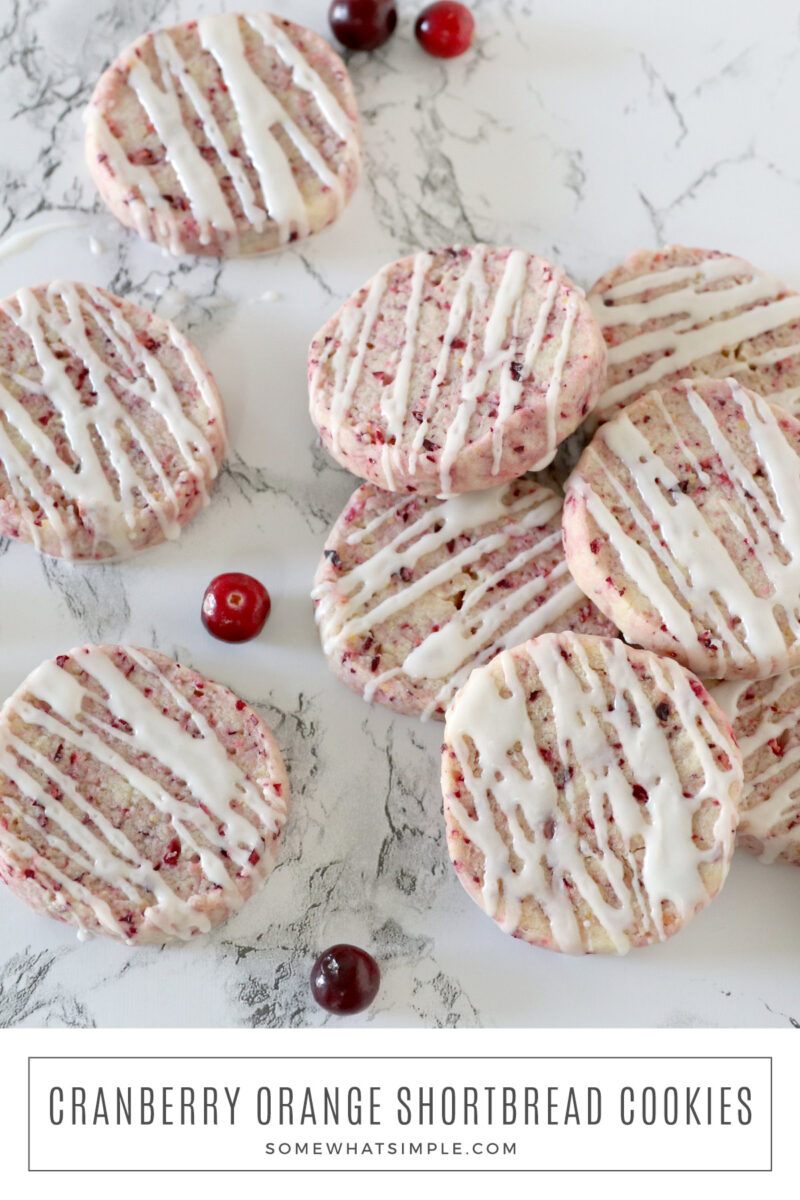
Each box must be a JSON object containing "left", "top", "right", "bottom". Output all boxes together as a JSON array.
[
  {"left": 711, "top": 672, "right": 800, "bottom": 866},
  {"left": 563, "top": 378, "right": 800, "bottom": 680},
  {"left": 0, "top": 280, "right": 226, "bottom": 561},
  {"left": 308, "top": 245, "right": 607, "bottom": 495},
  {"left": 588, "top": 245, "right": 800, "bottom": 424},
  {"left": 312, "top": 478, "right": 616, "bottom": 720},
  {"left": 0, "top": 646, "right": 290, "bottom": 945},
  {"left": 442, "top": 633, "right": 742, "bottom": 954},
  {"left": 86, "top": 11, "right": 361, "bottom": 256}
]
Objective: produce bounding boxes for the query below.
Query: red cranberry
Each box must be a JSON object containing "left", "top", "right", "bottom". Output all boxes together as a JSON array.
[
  {"left": 201, "top": 573, "right": 271, "bottom": 642},
  {"left": 415, "top": 2, "right": 475, "bottom": 58},
  {"left": 163, "top": 837, "right": 181, "bottom": 867},
  {"left": 310, "top": 944, "right": 380, "bottom": 1015},
  {"left": 329, "top": 1, "right": 398, "bottom": 52}
]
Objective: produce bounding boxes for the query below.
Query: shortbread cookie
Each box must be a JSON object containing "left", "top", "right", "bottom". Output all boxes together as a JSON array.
[
  {"left": 0, "top": 280, "right": 226, "bottom": 561},
  {"left": 308, "top": 245, "right": 607, "bottom": 495},
  {"left": 711, "top": 672, "right": 800, "bottom": 865},
  {"left": 313, "top": 478, "right": 617, "bottom": 720},
  {"left": 0, "top": 645, "right": 290, "bottom": 944},
  {"left": 563, "top": 378, "right": 800, "bottom": 680},
  {"left": 442, "top": 633, "right": 742, "bottom": 954},
  {"left": 86, "top": 12, "right": 360, "bottom": 256},
  {"left": 589, "top": 245, "right": 800, "bottom": 422}
]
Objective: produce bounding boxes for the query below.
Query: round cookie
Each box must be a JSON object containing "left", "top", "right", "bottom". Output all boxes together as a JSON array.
[
  {"left": 711, "top": 671, "right": 800, "bottom": 866},
  {"left": 589, "top": 245, "right": 800, "bottom": 423},
  {"left": 0, "top": 645, "right": 290, "bottom": 944},
  {"left": 86, "top": 11, "right": 361, "bottom": 256},
  {"left": 0, "top": 280, "right": 226, "bottom": 561},
  {"left": 442, "top": 632, "right": 742, "bottom": 954},
  {"left": 563, "top": 377, "right": 800, "bottom": 680},
  {"left": 313, "top": 478, "right": 617, "bottom": 720},
  {"left": 308, "top": 245, "right": 607, "bottom": 495}
]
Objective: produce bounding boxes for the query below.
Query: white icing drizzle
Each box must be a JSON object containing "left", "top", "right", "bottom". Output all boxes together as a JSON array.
[
  {"left": 324, "top": 267, "right": 389, "bottom": 452},
  {"left": 713, "top": 673, "right": 800, "bottom": 863},
  {"left": 0, "top": 281, "right": 223, "bottom": 560},
  {"left": 314, "top": 248, "right": 580, "bottom": 492},
  {"left": 379, "top": 250, "right": 434, "bottom": 466},
  {"left": 0, "top": 647, "right": 287, "bottom": 942},
  {"left": 314, "top": 482, "right": 591, "bottom": 718},
  {"left": 445, "top": 634, "right": 740, "bottom": 954},
  {"left": 590, "top": 252, "right": 800, "bottom": 414},
  {"left": 86, "top": 12, "right": 357, "bottom": 252},
  {"left": 573, "top": 379, "right": 800, "bottom": 677},
  {"left": 0, "top": 217, "right": 87, "bottom": 263}
]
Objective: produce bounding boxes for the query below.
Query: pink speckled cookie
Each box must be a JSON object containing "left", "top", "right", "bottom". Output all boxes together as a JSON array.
[
  {"left": 312, "top": 477, "right": 617, "bottom": 720},
  {"left": 308, "top": 245, "right": 607, "bottom": 495},
  {"left": 711, "top": 672, "right": 800, "bottom": 866},
  {"left": 589, "top": 245, "right": 800, "bottom": 423},
  {"left": 0, "top": 645, "right": 290, "bottom": 945},
  {"left": 86, "top": 12, "right": 361, "bottom": 256},
  {"left": 442, "top": 633, "right": 741, "bottom": 954},
  {"left": 0, "top": 280, "right": 226, "bottom": 561},
  {"left": 563, "top": 377, "right": 800, "bottom": 680}
]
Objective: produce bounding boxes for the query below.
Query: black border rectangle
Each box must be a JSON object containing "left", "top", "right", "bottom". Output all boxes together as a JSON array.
[{"left": 27, "top": 1054, "right": 773, "bottom": 1173}]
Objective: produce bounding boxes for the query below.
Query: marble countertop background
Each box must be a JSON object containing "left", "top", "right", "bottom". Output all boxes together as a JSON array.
[{"left": 0, "top": 0, "right": 797, "bottom": 1029}]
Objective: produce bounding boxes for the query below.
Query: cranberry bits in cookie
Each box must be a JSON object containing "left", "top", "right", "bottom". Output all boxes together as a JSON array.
[
  {"left": 309, "top": 245, "right": 607, "bottom": 495},
  {"left": 0, "top": 645, "right": 290, "bottom": 945},
  {"left": 441, "top": 632, "right": 741, "bottom": 954},
  {"left": 85, "top": 11, "right": 361, "bottom": 256},
  {"left": 0, "top": 280, "right": 226, "bottom": 561},
  {"left": 588, "top": 245, "right": 800, "bottom": 424},
  {"left": 563, "top": 377, "right": 800, "bottom": 680}
]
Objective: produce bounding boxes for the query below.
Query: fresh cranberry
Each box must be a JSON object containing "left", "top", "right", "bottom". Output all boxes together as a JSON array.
[
  {"left": 310, "top": 944, "right": 380, "bottom": 1015},
  {"left": 329, "top": 1, "right": 398, "bottom": 51},
  {"left": 415, "top": 2, "right": 475, "bottom": 58},
  {"left": 201, "top": 573, "right": 271, "bottom": 642}
]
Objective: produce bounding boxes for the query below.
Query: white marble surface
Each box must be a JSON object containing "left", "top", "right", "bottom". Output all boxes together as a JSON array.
[{"left": 0, "top": 0, "right": 797, "bottom": 1030}]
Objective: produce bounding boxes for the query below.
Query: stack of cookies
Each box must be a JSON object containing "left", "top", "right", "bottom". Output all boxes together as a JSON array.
[{"left": 310, "top": 242, "right": 800, "bottom": 955}]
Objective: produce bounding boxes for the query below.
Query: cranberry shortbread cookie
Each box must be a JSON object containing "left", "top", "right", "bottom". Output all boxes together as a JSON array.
[
  {"left": 309, "top": 245, "right": 607, "bottom": 495},
  {"left": 711, "top": 671, "right": 800, "bottom": 866},
  {"left": 0, "top": 645, "right": 290, "bottom": 944},
  {"left": 312, "top": 477, "right": 617, "bottom": 720},
  {"left": 86, "top": 12, "right": 361, "bottom": 256},
  {"left": 589, "top": 245, "right": 800, "bottom": 423},
  {"left": 442, "top": 633, "right": 742, "bottom": 954},
  {"left": 0, "top": 280, "right": 226, "bottom": 561},
  {"left": 563, "top": 378, "right": 800, "bottom": 680}
]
